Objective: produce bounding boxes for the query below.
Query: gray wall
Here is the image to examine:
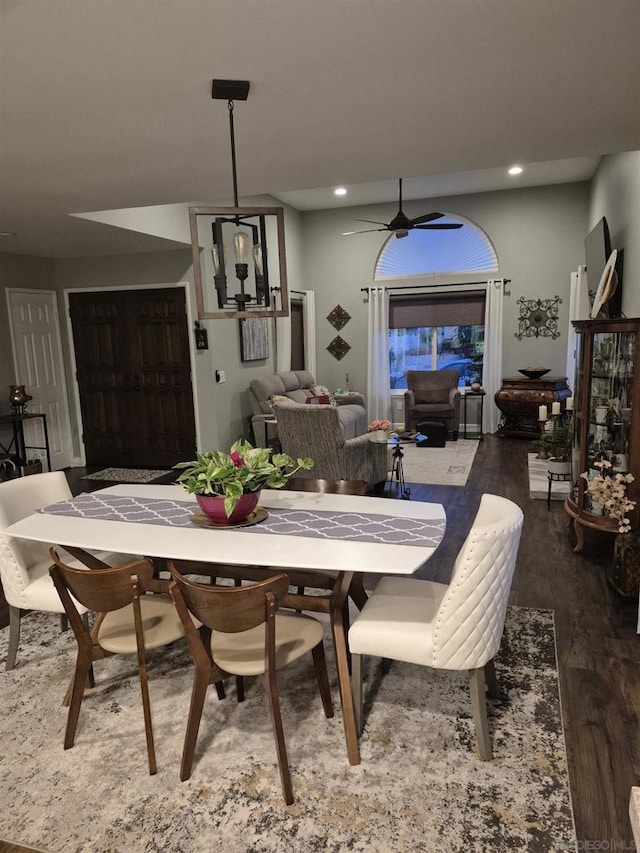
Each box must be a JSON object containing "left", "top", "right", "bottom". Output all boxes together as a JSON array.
[
  {"left": 19, "top": 201, "right": 305, "bottom": 459},
  {"left": 301, "top": 182, "right": 591, "bottom": 396},
  {"left": 589, "top": 150, "right": 640, "bottom": 314},
  {"left": 8, "top": 167, "right": 638, "bottom": 460}
]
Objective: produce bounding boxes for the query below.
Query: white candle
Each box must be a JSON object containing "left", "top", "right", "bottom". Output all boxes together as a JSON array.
[
  {"left": 566, "top": 396, "right": 574, "bottom": 411},
  {"left": 539, "top": 404, "right": 548, "bottom": 421},
  {"left": 551, "top": 401, "right": 561, "bottom": 416}
]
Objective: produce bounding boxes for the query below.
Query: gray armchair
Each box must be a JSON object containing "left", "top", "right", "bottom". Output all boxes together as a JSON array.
[
  {"left": 272, "top": 403, "right": 387, "bottom": 488},
  {"left": 247, "top": 370, "right": 367, "bottom": 448},
  {"left": 404, "top": 369, "right": 461, "bottom": 438}
]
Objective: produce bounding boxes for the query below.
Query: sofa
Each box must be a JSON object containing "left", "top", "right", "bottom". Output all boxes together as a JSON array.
[
  {"left": 404, "top": 369, "right": 461, "bottom": 439},
  {"left": 247, "top": 370, "right": 368, "bottom": 447}
]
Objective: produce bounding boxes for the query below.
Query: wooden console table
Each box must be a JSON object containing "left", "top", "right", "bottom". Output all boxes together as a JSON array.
[{"left": 494, "top": 376, "right": 571, "bottom": 439}]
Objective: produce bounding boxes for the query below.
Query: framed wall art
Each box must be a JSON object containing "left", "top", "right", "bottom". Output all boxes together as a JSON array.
[{"left": 239, "top": 318, "right": 269, "bottom": 361}]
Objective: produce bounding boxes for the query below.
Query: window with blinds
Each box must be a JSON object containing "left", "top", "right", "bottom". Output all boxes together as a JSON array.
[{"left": 389, "top": 292, "right": 485, "bottom": 389}]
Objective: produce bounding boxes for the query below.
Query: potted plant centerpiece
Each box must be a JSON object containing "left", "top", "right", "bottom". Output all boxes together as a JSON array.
[
  {"left": 174, "top": 439, "right": 313, "bottom": 524},
  {"left": 537, "top": 411, "right": 572, "bottom": 475}
]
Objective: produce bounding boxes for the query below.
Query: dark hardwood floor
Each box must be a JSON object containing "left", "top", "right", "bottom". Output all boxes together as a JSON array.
[{"left": 1, "top": 439, "right": 639, "bottom": 847}]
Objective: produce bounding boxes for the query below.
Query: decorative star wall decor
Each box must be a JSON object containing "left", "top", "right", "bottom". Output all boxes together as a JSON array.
[
  {"left": 514, "top": 295, "right": 562, "bottom": 340},
  {"left": 327, "top": 335, "right": 351, "bottom": 361},
  {"left": 327, "top": 304, "right": 351, "bottom": 331}
]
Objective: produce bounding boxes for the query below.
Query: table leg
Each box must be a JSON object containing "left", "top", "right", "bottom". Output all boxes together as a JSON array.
[{"left": 330, "top": 571, "right": 360, "bottom": 766}]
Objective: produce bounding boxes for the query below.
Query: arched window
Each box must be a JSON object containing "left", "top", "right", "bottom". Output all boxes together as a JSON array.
[{"left": 374, "top": 214, "right": 498, "bottom": 280}]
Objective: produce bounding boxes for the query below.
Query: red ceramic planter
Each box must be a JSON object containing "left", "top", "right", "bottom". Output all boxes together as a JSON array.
[{"left": 196, "top": 491, "right": 260, "bottom": 524}]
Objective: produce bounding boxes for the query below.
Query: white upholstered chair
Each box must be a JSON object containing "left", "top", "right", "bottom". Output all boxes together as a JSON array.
[
  {"left": 348, "top": 493, "right": 524, "bottom": 760},
  {"left": 0, "top": 471, "right": 137, "bottom": 670}
]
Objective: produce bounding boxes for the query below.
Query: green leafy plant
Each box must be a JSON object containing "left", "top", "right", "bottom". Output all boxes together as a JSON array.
[
  {"left": 173, "top": 439, "right": 313, "bottom": 517},
  {"left": 537, "top": 414, "right": 572, "bottom": 462}
]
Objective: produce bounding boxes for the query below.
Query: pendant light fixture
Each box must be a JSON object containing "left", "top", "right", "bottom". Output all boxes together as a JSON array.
[{"left": 190, "top": 79, "right": 289, "bottom": 319}]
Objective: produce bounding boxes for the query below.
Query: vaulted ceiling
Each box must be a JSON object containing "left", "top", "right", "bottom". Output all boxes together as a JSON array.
[{"left": 1, "top": 0, "right": 639, "bottom": 258}]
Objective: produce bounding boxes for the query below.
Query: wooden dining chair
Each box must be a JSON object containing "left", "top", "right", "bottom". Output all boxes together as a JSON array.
[
  {"left": 49, "top": 548, "right": 187, "bottom": 775},
  {"left": 166, "top": 479, "right": 370, "bottom": 767},
  {"left": 169, "top": 565, "right": 333, "bottom": 804}
]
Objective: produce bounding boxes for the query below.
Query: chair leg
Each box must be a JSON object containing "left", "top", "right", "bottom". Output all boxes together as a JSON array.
[
  {"left": 136, "top": 653, "right": 157, "bottom": 775},
  {"left": 349, "top": 575, "right": 368, "bottom": 611},
  {"left": 64, "top": 644, "right": 94, "bottom": 750},
  {"left": 81, "top": 613, "right": 96, "bottom": 689},
  {"left": 60, "top": 614, "right": 69, "bottom": 632},
  {"left": 180, "top": 665, "right": 211, "bottom": 781},
  {"left": 330, "top": 572, "right": 361, "bottom": 766},
  {"left": 6, "top": 606, "right": 21, "bottom": 670},
  {"left": 484, "top": 658, "right": 500, "bottom": 700},
  {"left": 311, "top": 642, "right": 334, "bottom": 718},
  {"left": 351, "top": 653, "right": 363, "bottom": 736},
  {"left": 235, "top": 675, "right": 245, "bottom": 703},
  {"left": 469, "top": 667, "right": 492, "bottom": 761},
  {"left": 262, "top": 671, "right": 293, "bottom": 805}
]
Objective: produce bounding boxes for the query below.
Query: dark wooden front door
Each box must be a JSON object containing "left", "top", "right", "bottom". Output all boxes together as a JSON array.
[{"left": 69, "top": 288, "right": 196, "bottom": 469}]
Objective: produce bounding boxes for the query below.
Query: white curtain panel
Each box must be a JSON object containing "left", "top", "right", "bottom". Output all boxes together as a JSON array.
[
  {"left": 275, "top": 294, "right": 292, "bottom": 373},
  {"left": 367, "top": 286, "right": 391, "bottom": 422},
  {"left": 483, "top": 279, "right": 505, "bottom": 434},
  {"left": 565, "top": 265, "right": 589, "bottom": 393},
  {"left": 302, "top": 290, "right": 317, "bottom": 377}
]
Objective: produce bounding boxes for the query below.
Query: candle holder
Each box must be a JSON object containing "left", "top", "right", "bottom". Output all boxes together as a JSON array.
[
  {"left": 8, "top": 384, "right": 32, "bottom": 416},
  {"left": 537, "top": 410, "right": 571, "bottom": 464}
]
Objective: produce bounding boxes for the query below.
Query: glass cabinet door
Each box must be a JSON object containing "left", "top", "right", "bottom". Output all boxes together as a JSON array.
[{"left": 587, "top": 330, "right": 635, "bottom": 474}]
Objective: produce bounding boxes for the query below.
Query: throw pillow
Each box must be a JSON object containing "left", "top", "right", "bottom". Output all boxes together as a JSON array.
[
  {"left": 310, "top": 384, "right": 337, "bottom": 406},
  {"left": 305, "top": 395, "right": 332, "bottom": 405},
  {"left": 414, "top": 389, "right": 450, "bottom": 404},
  {"left": 270, "top": 394, "right": 297, "bottom": 407}
]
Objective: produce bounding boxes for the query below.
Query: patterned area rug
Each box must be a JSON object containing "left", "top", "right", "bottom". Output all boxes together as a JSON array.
[
  {"left": 80, "top": 467, "right": 173, "bottom": 483},
  {"left": 0, "top": 606, "right": 575, "bottom": 852},
  {"left": 394, "top": 438, "right": 479, "bottom": 488}
]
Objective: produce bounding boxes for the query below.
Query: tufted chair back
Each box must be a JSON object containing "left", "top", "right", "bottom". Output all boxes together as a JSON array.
[
  {"left": 0, "top": 471, "right": 73, "bottom": 609},
  {"left": 431, "top": 493, "right": 523, "bottom": 670}
]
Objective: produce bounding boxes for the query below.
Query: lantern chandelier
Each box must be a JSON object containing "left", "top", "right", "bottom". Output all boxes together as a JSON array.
[{"left": 189, "top": 79, "right": 289, "bottom": 320}]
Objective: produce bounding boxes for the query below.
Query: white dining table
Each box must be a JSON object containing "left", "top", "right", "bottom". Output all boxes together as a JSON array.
[{"left": 5, "top": 483, "right": 446, "bottom": 765}]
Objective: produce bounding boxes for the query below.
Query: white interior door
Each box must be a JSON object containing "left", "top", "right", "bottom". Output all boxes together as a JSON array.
[{"left": 7, "top": 289, "right": 73, "bottom": 470}]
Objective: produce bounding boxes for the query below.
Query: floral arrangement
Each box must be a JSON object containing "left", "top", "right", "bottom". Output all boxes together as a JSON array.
[
  {"left": 580, "top": 459, "right": 636, "bottom": 533},
  {"left": 174, "top": 439, "right": 313, "bottom": 517},
  {"left": 368, "top": 419, "right": 392, "bottom": 432}
]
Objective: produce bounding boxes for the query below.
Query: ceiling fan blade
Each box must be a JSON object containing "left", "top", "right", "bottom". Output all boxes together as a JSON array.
[
  {"left": 341, "top": 228, "right": 387, "bottom": 236},
  {"left": 410, "top": 212, "right": 445, "bottom": 225},
  {"left": 414, "top": 223, "right": 464, "bottom": 230},
  {"left": 353, "top": 219, "right": 390, "bottom": 226}
]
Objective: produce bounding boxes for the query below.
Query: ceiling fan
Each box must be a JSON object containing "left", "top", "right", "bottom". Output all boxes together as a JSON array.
[{"left": 341, "top": 178, "right": 464, "bottom": 239}]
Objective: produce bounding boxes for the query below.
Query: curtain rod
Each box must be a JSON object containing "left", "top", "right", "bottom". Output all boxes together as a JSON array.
[
  {"left": 270, "top": 287, "right": 305, "bottom": 296},
  {"left": 361, "top": 279, "right": 510, "bottom": 293}
]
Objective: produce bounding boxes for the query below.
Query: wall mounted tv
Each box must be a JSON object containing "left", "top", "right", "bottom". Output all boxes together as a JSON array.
[{"left": 584, "top": 216, "right": 623, "bottom": 318}]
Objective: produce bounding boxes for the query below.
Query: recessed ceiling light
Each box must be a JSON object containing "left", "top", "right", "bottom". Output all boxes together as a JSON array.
[
  {"left": 334, "top": 187, "right": 347, "bottom": 196},
  {"left": 0, "top": 231, "right": 17, "bottom": 237},
  {"left": 508, "top": 165, "right": 523, "bottom": 176}
]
